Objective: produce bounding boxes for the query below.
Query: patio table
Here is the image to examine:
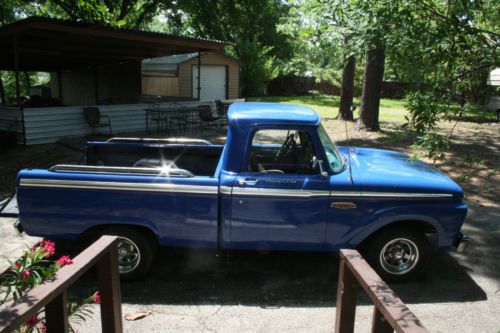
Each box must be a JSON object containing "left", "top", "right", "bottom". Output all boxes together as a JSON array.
[{"left": 145, "top": 106, "right": 198, "bottom": 133}]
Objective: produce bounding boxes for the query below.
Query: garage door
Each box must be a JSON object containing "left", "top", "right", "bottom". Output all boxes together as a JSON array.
[{"left": 192, "top": 66, "right": 227, "bottom": 100}]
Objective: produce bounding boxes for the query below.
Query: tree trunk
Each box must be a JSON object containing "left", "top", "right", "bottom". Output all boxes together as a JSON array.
[
  {"left": 356, "top": 46, "right": 385, "bottom": 131},
  {"left": 337, "top": 55, "right": 356, "bottom": 121}
]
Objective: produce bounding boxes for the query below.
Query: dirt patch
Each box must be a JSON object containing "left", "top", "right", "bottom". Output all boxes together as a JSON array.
[{"left": 0, "top": 142, "right": 82, "bottom": 198}]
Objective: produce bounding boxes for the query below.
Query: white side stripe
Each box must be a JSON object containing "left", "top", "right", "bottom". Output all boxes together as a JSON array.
[{"left": 19, "top": 178, "right": 218, "bottom": 195}]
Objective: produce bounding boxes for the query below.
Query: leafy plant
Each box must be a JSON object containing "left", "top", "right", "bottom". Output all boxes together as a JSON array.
[
  {"left": 0, "top": 240, "right": 100, "bottom": 333},
  {"left": 411, "top": 133, "right": 450, "bottom": 164}
]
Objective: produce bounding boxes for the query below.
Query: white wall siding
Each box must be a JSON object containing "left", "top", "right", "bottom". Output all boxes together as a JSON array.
[{"left": 21, "top": 100, "right": 241, "bottom": 145}]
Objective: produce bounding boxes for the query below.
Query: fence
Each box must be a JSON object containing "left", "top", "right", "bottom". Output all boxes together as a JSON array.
[
  {"left": 0, "top": 236, "right": 122, "bottom": 333},
  {"left": 335, "top": 249, "right": 428, "bottom": 333}
]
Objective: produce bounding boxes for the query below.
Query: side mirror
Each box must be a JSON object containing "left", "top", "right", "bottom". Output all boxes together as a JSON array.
[{"left": 312, "top": 156, "right": 328, "bottom": 179}]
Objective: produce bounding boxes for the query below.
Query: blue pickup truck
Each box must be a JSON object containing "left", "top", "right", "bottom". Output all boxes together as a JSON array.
[{"left": 15, "top": 102, "right": 467, "bottom": 281}]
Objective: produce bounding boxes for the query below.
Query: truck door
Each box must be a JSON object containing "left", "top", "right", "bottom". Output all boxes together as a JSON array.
[{"left": 229, "top": 128, "right": 330, "bottom": 250}]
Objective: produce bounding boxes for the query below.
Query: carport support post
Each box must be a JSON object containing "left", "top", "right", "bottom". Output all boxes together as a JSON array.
[
  {"left": 57, "top": 70, "right": 63, "bottom": 104},
  {"left": 94, "top": 66, "right": 99, "bottom": 104},
  {"left": 197, "top": 51, "right": 201, "bottom": 100},
  {"left": 12, "top": 34, "right": 21, "bottom": 106}
]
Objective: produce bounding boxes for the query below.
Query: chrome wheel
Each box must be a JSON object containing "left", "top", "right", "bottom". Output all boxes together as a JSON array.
[
  {"left": 117, "top": 237, "right": 141, "bottom": 274},
  {"left": 379, "top": 238, "right": 419, "bottom": 275}
]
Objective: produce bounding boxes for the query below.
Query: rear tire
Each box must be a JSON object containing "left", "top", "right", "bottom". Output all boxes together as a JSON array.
[
  {"left": 98, "top": 227, "right": 157, "bottom": 281},
  {"left": 361, "top": 227, "right": 430, "bottom": 282}
]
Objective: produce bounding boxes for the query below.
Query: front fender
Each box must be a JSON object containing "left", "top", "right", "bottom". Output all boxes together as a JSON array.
[
  {"left": 339, "top": 201, "right": 467, "bottom": 249},
  {"left": 347, "top": 214, "right": 443, "bottom": 247}
]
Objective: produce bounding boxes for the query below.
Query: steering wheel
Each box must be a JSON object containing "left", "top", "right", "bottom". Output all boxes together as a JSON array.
[{"left": 275, "top": 133, "right": 297, "bottom": 163}]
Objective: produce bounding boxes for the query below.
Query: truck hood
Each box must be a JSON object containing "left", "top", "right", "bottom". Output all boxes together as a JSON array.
[{"left": 339, "top": 147, "right": 464, "bottom": 199}]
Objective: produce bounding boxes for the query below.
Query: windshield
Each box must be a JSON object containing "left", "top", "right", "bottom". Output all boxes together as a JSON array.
[{"left": 317, "top": 124, "right": 344, "bottom": 173}]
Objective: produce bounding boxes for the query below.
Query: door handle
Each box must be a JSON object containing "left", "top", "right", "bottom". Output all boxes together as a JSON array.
[{"left": 237, "top": 178, "right": 258, "bottom": 186}]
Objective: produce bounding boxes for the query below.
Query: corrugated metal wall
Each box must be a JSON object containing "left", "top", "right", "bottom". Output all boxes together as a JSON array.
[
  {"left": 0, "top": 107, "right": 22, "bottom": 130},
  {"left": 22, "top": 100, "right": 240, "bottom": 145},
  {"left": 0, "top": 107, "right": 23, "bottom": 142}
]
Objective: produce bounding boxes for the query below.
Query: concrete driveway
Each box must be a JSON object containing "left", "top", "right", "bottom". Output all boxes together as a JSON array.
[{"left": 2, "top": 204, "right": 498, "bottom": 332}]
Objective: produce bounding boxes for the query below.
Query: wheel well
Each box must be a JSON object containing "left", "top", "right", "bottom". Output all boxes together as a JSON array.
[
  {"left": 78, "top": 224, "right": 159, "bottom": 245},
  {"left": 358, "top": 220, "right": 438, "bottom": 248}
]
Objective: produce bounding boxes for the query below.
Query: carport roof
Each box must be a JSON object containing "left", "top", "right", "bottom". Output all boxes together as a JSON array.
[{"left": 0, "top": 17, "right": 228, "bottom": 71}]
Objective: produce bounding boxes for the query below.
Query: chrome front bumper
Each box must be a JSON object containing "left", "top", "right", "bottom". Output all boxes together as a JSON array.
[{"left": 453, "top": 231, "right": 470, "bottom": 253}]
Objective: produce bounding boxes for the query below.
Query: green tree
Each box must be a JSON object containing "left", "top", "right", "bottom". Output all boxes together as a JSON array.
[
  {"left": 392, "top": 0, "right": 499, "bottom": 160},
  {"left": 176, "top": 0, "right": 291, "bottom": 97},
  {"left": 33, "top": 0, "right": 177, "bottom": 28},
  {"left": 284, "top": 0, "right": 399, "bottom": 126}
]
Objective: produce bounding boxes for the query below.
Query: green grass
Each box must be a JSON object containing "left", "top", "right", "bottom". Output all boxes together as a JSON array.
[
  {"left": 247, "top": 94, "right": 495, "bottom": 123},
  {"left": 247, "top": 95, "right": 408, "bottom": 122}
]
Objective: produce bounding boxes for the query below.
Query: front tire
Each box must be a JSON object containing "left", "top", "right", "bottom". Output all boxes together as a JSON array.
[
  {"left": 361, "top": 227, "right": 430, "bottom": 282},
  {"left": 99, "top": 227, "right": 157, "bottom": 281}
]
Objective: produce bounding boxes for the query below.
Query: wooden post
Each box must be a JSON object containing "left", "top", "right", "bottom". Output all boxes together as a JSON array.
[
  {"left": 197, "top": 51, "right": 201, "bottom": 100},
  {"left": 371, "top": 307, "right": 393, "bottom": 333},
  {"left": 335, "top": 255, "right": 358, "bottom": 333},
  {"left": 96, "top": 240, "right": 123, "bottom": 333},
  {"left": 45, "top": 291, "right": 69, "bottom": 333}
]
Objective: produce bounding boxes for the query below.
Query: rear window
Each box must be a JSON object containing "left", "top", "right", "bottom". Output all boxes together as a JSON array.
[{"left": 248, "top": 129, "right": 318, "bottom": 174}]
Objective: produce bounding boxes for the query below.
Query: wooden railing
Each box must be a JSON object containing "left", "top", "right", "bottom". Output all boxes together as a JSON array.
[
  {"left": 0, "top": 236, "right": 123, "bottom": 333},
  {"left": 335, "top": 249, "right": 429, "bottom": 333}
]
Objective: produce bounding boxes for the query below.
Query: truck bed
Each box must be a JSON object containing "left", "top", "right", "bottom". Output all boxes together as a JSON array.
[{"left": 85, "top": 140, "right": 224, "bottom": 177}]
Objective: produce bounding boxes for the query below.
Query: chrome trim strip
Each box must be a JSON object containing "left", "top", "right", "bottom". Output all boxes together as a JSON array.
[
  {"left": 106, "top": 137, "right": 212, "bottom": 145},
  {"left": 19, "top": 178, "right": 218, "bottom": 195},
  {"left": 330, "top": 191, "right": 362, "bottom": 197},
  {"left": 360, "top": 192, "right": 453, "bottom": 198},
  {"left": 233, "top": 188, "right": 452, "bottom": 198},
  {"left": 232, "top": 187, "right": 330, "bottom": 198},
  {"left": 330, "top": 191, "right": 452, "bottom": 198},
  {"left": 19, "top": 178, "right": 453, "bottom": 199},
  {"left": 49, "top": 164, "right": 194, "bottom": 178},
  {"left": 220, "top": 186, "right": 232, "bottom": 195}
]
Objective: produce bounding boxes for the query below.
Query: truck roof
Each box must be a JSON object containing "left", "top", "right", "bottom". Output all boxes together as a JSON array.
[{"left": 228, "top": 102, "right": 320, "bottom": 127}]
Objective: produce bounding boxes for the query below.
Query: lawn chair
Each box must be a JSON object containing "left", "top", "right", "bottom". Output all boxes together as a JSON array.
[
  {"left": 215, "top": 100, "right": 231, "bottom": 126},
  {"left": 198, "top": 105, "right": 220, "bottom": 132},
  {"left": 83, "top": 106, "right": 112, "bottom": 136}
]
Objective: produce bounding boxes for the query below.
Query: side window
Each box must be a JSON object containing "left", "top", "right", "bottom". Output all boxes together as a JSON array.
[{"left": 248, "top": 129, "right": 318, "bottom": 174}]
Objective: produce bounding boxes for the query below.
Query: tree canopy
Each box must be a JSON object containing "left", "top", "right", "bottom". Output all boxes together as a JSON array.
[{"left": 1, "top": 0, "right": 499, "bottom": 158}]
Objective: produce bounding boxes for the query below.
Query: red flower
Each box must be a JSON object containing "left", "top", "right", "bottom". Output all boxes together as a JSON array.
[
  {"left": 25, "top": 314, "right": 38, "bottom": 328},
  {"left": 41, "top": 321, "right": 47, "bottom": 333},
  {"left": 21, "top": 269, "right": 30, "bottom": 281},
  {"left": 56, "top": 255, "right": 73, "bottom": 267},
  {"left": 92, "top": 291, "right": 101, "bottom": 304},
  {"left": 32, "top": 240, "right": 56, "bottom": 258},
  {"left": 10, "top": 261, "right": 21, "bottom": 270}
]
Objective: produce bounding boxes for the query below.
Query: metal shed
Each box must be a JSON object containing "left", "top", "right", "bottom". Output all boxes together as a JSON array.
[{"left": 142, "top": 52, "right": 240, "bottom": 100}]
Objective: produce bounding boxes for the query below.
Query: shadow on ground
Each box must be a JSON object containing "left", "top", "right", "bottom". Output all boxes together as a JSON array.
[{"left": 70, "top": 246, "right": 486, "bottom": 308}]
